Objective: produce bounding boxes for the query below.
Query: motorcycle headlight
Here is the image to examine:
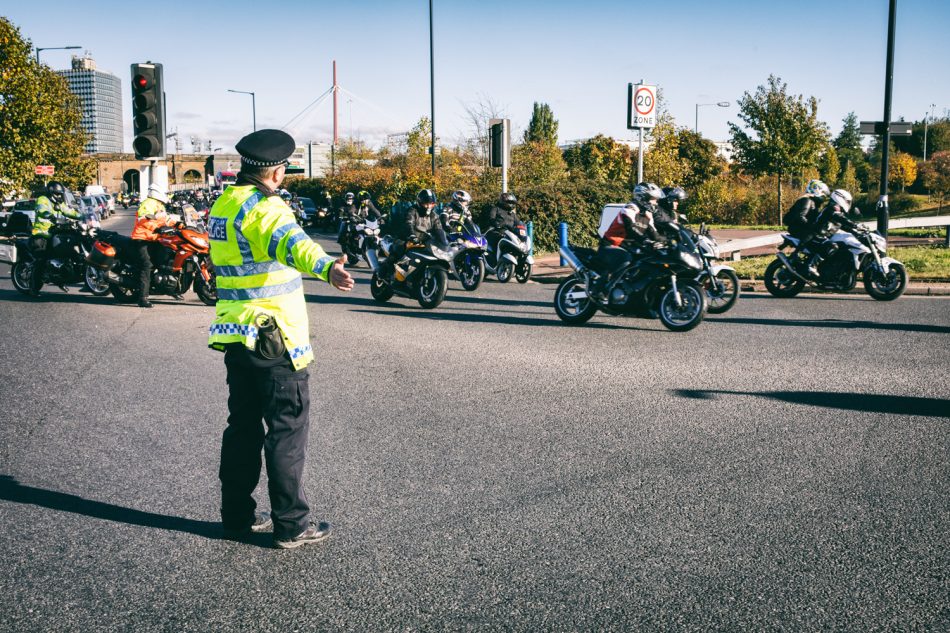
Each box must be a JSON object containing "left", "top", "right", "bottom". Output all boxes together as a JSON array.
[{"left": 430, "top": 245, "right": 452, "bottom": 261}]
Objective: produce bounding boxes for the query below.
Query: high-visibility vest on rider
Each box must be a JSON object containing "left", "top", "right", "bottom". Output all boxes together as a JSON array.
[
  {"left": 207, "top": 185, "right": 336, "bottom": 370},
  {"left": 33, "top": 195, "right": 79, "bottom": 236},
  {"left": 131, "top": 197, "right": 170, "bottom": 241}
]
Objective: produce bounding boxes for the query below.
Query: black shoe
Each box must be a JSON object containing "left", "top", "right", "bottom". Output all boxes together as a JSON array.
[
  {"left": 171, "top": 294, "right": 184, "bottom": 301},
  {"left": 223, "top": 511, "right": 273, "bottom": 539},
  {"left": 138, "top": 299, "right": 153, "bottom": 308},
  {"left": 273, "top": 521, "right": 332, "bottom": 549}
]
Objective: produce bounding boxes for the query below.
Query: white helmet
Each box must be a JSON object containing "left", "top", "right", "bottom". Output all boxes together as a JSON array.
[
  {"left": 805, "top": 179, "right": 830, "bottom": 198},
  {"left": 147, "top": 184, "right": 168, "bottom": 204},
  {"left": 633, "top": 182, "right": 664, "bottom": 204},
  {"left": 830, "top": 189, "right": 852, "bottom": 213}
]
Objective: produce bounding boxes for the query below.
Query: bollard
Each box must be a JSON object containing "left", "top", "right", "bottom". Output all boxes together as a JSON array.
[
  {"left": 945, "top": 224, "right": 950, "bottom": 249},
  {"left": 558, "top": 221, "right": 569, "bottom": 266},
  {"left": 526, "top": 221, "right": 534, "bottom": 257}
]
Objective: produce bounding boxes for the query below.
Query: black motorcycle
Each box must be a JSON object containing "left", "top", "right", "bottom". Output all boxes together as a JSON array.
[
  {"left": 370, "top": 234, "right": 453, "bottom": 309},
  {"left": 553, "top": 235, "right": 708, "bottom": 332},
  {"left": 11, "top": 218, "right": 110, "bottom": 297}
]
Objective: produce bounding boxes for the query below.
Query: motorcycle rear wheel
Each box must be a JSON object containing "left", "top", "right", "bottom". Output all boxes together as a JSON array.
[
  {"left": 657, "top": 280, "right": 707, "bottom": 332},
  {"left": 864, "top": 262, "right": 907, "bottom": 301},
  {"left": 515, "top": 261, "right": 532, "bottom": 284},
  {"left": 370, "top": 273, "right": 395, "bottom": 303},
  {"left": 703, "top": 269, "right": 740, "bottom": 314},
  {"left": 553, "top": 276, "right": 598, "bottom": 325},
  {"left": 11, "top": 260, "right": 34, "bottom": 295},
  {"left": 496, "top": 260, "right": 513, "bottom": 283},
  {"left": 84, "top": 266, "right": 111, "bottom": 296},
  {"left": 416, "top": 268, "right": 448, "bottom": 309},
  {"left": 764, "top": 259, "right": 805, "bottom": 298}
]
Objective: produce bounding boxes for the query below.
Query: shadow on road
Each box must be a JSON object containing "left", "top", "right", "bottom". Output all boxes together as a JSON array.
[
  {"left": 349, "top": 307, "right": 643, "bottom": 330},
  {"left": 0, "top": 288, "right": 210, "bottom": 309},
  {"left": 674, "top": 389, "right": 950, "bottom": 418},
  {"left": 443, "top": 293, "right": 551, "bottom": 309},
  {"left": 0, "top": 475, "right": 271, "bottom": 548},
  {"left": 707, "top": 316, "right": 950, "bottom": 335}
]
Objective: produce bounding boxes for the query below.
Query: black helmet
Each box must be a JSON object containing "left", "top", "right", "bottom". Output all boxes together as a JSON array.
[
  {"left": 357, "top": 190, "right": 371, "bottom": 202},
  {"left": 497, "top": 192, "right": 517, "bottom": 210},
  {"left": 659, "top": 186, "right": 687, "bottom": 211},
  {"left": 47, "top": 181, "right": 66, "bottom": 199},
  {"left": 416, "top": 189, "right": 437, "bottom": 206}
]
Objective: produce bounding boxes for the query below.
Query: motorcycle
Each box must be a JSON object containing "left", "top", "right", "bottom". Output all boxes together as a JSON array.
[
  {"left": 686, "top": 223, "right": 740, "bottom": 314},
  {"left": 485, "top": 222, "right": 533, "bottom": 283},
  {"left": 764, "top": 224, "right": 907, "bottom": 301},
  {"left": 553, "top": 235, "right": 708, "bottom": 332},
  {"left": 98, "top": 223, "right": 218, "bottom": 306},
  {"left": 339, "top": 217, "right": 382, "bottom": 268},
  {"left": 443, "top": 217, "right": 488, "bottom": 291},
  {"left": 10, "top": 217, "right": 111, "bottom": 297},
  {"left": 370, "top": 234, "right": 453, "bottom": 309}
]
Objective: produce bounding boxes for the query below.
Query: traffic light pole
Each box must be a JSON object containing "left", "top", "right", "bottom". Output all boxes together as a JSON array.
[{"left": 877, "top": 0, "right": 897, "bottom": 238}]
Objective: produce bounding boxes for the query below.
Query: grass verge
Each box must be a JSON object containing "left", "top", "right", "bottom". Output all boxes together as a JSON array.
[{"left": 729, "top": 245, "right": 950, "bottom": 282}]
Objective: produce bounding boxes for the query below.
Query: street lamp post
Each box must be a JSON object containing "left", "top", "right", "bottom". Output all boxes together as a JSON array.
[
  {"left": 429, "top": 0, "right": 436, "bottom": 177},
  {"left": 35, "top": 45, "right": 81, "bottom": 64},
  {"left": 227, "top": 89, "right": 256, "bottom": 132},
  {"left": 923, "top": 103, "right": 936, "bottom": 161},
  {"left": 695, "top": 101, "right": 730, "bottom": 134}
]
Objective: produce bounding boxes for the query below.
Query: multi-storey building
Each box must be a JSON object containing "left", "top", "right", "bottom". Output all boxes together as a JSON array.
[{"left": 57, "top": 54, "right": 123, "bottom": 154}]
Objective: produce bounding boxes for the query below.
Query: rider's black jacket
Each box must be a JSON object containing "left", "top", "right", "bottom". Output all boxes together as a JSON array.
[
  {"left": 488, "top": 205, "right": 520, "bottom": 231},
  {"left": 360, "top": 201, "right": 383, "bottom": 221},
  {"left": 397, "top": 203, "right": 445, "bottom": 242},
  {"left": 811, "top": 203, "right": 858, "bottom": 241},
  {"left": 338, "top": 203, "right": 359, "bottom": 223},
  {"left": 783, "top": 195, "right": 824, "bottom": 238}
]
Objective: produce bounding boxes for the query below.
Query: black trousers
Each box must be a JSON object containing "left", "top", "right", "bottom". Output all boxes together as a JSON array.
[
  {"left": 133, "top": 240, "right": 152, "bottom": 301},
  {"left": 30, "top": 237, "right": 49, "bottom": 292},
  {"left": 220, "top": 345, "right": 312, "bottom": 540}
]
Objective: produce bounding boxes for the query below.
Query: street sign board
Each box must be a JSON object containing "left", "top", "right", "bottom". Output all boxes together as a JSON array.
[
  {"left": 627, "top": 84, "right": 657, "bottom": 129},
  {"left": 859, "top": 121, "right": 913, "bottom": 136},
  {"left": 34, "top": 165, "right": 54, "bottom": 176}
]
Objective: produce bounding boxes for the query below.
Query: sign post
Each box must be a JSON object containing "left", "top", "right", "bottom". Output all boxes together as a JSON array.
[{"left": 627, "top": 82, "right": 657, "bottom": 184}]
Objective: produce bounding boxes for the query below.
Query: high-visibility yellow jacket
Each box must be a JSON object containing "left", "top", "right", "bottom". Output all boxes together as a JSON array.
[
  {"left": 33, "top": 195, "right": 80, "bottom": 236},
  {"left": 207, "top": 185, "right": 336, "bottom": 370}
]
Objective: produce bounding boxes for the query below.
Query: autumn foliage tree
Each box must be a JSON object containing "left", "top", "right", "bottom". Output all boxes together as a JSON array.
[
  {"left": 0, "top": 17, "right": 95, "bottom": 193},
  {"left": 888, "top": 151, "right": 918, "bottom": 192}
]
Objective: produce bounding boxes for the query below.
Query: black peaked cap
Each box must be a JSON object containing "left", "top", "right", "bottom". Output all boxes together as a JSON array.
[{"left": 235, "top": 129, "right": 296, "bottom": 166}]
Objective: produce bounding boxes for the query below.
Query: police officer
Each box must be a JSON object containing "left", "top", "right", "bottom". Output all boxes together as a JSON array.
[
  {"left": 208, "top": 129, "right": 354, "bottom": 549},
  {"left": 30, "top": 181, "right": 81, "bottom": 295},
  {"left": 130, "top": 184, "right": 174, "bottom": 308}
]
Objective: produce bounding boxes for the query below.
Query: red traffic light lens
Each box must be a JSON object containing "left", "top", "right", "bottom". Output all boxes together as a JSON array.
[{"left": 134, "top": 75, "right": 149, "bottom": 89}]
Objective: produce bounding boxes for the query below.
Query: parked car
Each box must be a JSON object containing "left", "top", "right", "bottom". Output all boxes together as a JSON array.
[{"left": 93, "top": 194, "right": 112, "bottom": 218}]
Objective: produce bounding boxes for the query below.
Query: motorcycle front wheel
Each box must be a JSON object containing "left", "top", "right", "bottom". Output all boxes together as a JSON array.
[
  {"left": 553, "top": 276, "right": 598, "bottom": 325},
  {"left": 515, "top": 260, "right": 532, "bottom": 284},
  {"left": 11, "top": 260, "right": 34, "bottom": 295},
  {"left": 703, "top": 269, "right": 740, "bottom": 314},
  {"left": 764, "top": 259, "right": 805, "bottom": 298},
  {"left": 416, "top": 267, "right": 448, "bottom": 309},
  {"left": 370, "top": 273, "right": 395, "bottom": 303},
  {"left": 496, "top": 260, "right": 513, "bottom": 283},
  {"left": 458, "top": 256, "right": 485, "bottom": 291},
  {"left": 864, "top": 262, "right": 907, "bottom": 301},
  {"left": 657, "top": 279, "right": 707, "bottom": 332},
  {"left": 195, "top": 275, "right": 217, "bottom": 306},
  {"left": 84, "top": 266, "right": 111, "bottom": 296}
]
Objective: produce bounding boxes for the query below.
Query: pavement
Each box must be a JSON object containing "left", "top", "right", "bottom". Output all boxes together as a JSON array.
[{"left": 0, "top": 209, "right": 948, "bottom": 631}]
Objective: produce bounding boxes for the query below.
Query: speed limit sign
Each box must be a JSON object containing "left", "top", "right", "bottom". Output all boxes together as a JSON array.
[{"left": 627, "top": 83, "right": 657, "bottom": 129}]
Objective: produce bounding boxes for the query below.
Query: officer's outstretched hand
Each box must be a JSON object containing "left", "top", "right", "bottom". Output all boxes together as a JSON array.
[{"left": 330, "top": 256, "right": 354, "bottom": 292}]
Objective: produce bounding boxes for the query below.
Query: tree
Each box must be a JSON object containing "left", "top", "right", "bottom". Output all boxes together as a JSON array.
[
  {"left": 893, "top": 116, "right": 950, "bottom": 158},
  {"left": 818, "top": 145, "right": 841, "bottom": 185},
  {"left": 919, "top": 150, "right": 950, "bottom": 211},
  {"left": 888, "top": 151, "right": 918, "bottom": 192},
  {"left": 0, "top": 17, "right": 95, "bottom": 192},
  {"left": 675, "top": 129, "right": 725, "bottom": 188},
  {"left": 728, "top": 75, "right": 829, "bottom": 222},
  {"left": 563, "top": 134, "right": 631, "bottom": 184},
  {"left": 839, "top": 161, "right": 859, "bottom": 196},
  {"left": 510, "top": 141, "right": 566, "bottom": 189},
  {"left": 523, "top": 102, "right": 558, "bottom": 146},
  {"left": 640, "top": 117, "right": 685, "bottom": 186}
]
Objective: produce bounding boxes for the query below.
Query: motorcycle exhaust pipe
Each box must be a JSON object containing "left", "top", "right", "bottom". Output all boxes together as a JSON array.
[
  {"left": 776, "top": 253, "right": 809, "bottom": 283},
  {"left": 559, "top": 245, "right": 584, "bottom": 272}
]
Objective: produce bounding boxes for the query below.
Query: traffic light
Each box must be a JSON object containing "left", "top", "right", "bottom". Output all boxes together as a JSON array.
[
  {"left": 489, "top": 119, "right": 509, "bottom": 168},
  {"left": 131, "top": 63, "right": 165, "bottom": 159}
]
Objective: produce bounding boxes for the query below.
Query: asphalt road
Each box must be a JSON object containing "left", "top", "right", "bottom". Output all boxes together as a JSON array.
[{"left": 0, "top": 208, "right": 948, "bottom": 631}]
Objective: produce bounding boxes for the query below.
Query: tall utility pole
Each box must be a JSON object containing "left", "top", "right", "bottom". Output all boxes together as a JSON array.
[
  {"left": 923, "top": 103, "right": 936, "bottom": 161},
  {"left": 332, "top": 60, "right": 339, "bottom": 146},
  {"left": 429, "top": 0, "right": 436, "bottom": 177},
  {"left": 877, "top": 0, "right": 897, "bottom": 238}
]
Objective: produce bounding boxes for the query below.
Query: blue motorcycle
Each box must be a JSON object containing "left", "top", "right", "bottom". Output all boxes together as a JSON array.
[{"left": 443, "top": 216, "right": 488, "bottom": 291}]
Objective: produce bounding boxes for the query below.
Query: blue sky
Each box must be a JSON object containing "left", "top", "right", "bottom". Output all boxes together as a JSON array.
[{"left": 8, "top": 0, "right": 950, "bottom": 153}]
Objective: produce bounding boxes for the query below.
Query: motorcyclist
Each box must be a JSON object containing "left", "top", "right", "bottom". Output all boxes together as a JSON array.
[
  {"left": 357, "top": 190, "right": 383, "bottom": 222},
  {"left": 783, "top": 179, "right": 831, "bottom": 275},
  {"left": 130, "top": 183, "right": 176, "bottom": 308},
  {"left": 337, "top": 192, "right": 358, "bottom": 243},
  {"left": 590, "top": 183, "right": 665, "bottom": 300},
  {"left": 440, "top": 190, "right": 473, "bottom": 231},
  {"left": 377, "top": 189, "right": 446, "bottom": 281},
  {"left": 655, "top": 186, "right": 687, "bottom": 227},
  {"left": 801, "top": 189, "right": 858, "bottom": 276},
  {"left": 30, "top": 181, "right": 81, "bottom": 295},
  {"left": 485, "top": 192, "right": 521, "bottom": 254}
]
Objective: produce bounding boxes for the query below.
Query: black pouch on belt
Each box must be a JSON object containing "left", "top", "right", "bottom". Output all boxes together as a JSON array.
[{"left": 255, "top": 314, "right": 286, "bottom": 360}]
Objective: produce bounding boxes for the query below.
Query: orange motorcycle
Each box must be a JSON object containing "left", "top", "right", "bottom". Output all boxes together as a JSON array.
[{"left": 96, "top": 224, "right": 217, "bottom": 305}]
